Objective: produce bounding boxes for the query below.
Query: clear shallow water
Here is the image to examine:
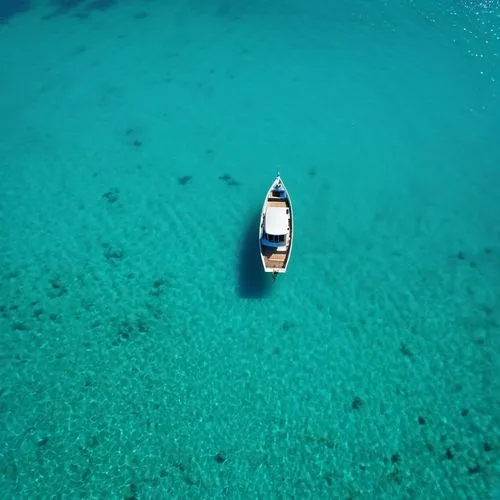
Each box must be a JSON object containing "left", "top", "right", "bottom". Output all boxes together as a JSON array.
[{"left": 0, "top": 0, "right": 499, "bottom": 498}]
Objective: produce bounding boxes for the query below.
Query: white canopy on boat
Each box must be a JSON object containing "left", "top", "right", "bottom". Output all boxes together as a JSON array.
[{"left": 265, "top": 207, "right": 288, "bottom": 235}]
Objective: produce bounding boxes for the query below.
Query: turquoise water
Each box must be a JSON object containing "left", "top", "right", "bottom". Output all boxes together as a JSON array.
[{"left": 1, "top": 0, "right": 499, "bottom": 498}]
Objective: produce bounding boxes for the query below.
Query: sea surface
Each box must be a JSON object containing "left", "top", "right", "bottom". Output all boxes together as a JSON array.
[{"left": 0, "top": 0, "right": 499, "bottom": 498}]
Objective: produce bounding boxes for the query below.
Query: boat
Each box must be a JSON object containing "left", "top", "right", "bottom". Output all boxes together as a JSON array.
[{"left": 259, "top": 173, "right": 293, "bottom": 278}]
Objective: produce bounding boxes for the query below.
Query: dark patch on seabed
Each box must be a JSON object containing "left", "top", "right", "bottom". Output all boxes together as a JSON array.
[
  {"left": 0, "top": 0, "right": 31, "bottom": 24},
  {"left": 238, "top": 210, "right": 272, "bottom": 298},
  {"left": 42, "top": 0, "right": 117, "bottom": 20}
]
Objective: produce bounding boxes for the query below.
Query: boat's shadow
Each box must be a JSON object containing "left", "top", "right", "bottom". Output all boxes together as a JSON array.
[{"left": 238, "top": 210, "right": 273, "bottom": 298}]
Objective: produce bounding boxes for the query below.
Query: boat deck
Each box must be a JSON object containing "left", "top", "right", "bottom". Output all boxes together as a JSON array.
[
  {"left": 262, "top": 247, "right": 287, "bottom": 269},
  {"left": 267, "top": 199, "right": 288, "bottom": 208}
]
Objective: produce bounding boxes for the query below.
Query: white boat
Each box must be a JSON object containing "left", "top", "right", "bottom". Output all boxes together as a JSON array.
[{"left": 259, "top": 174, "right": 293, "bottom": 278}]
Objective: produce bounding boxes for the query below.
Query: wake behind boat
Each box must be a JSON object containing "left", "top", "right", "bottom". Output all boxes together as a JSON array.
[{"left": 259, "top": 174, "right": 294, "bottom": 278}]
